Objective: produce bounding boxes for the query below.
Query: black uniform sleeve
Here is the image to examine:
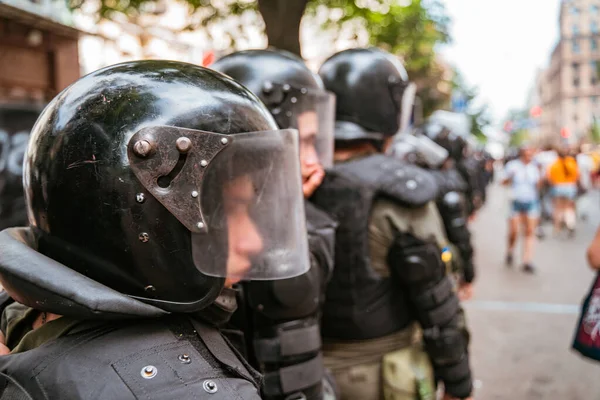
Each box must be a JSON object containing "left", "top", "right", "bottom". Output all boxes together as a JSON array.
[
  {"left": 437, "top": 192, "right": 476, "bottom": 284},
  {"left": 388, "top": 232, "right": 473, "bottom": 399}
]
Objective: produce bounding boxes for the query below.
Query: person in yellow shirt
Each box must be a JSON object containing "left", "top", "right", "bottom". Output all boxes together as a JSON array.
[{"left": 547, "top": 147, "right": 580, "bottom": 236}]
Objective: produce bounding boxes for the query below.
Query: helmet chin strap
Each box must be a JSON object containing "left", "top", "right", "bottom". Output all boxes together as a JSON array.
[{"left": 197, "top": 286, "right": 238, "bottom": 327}]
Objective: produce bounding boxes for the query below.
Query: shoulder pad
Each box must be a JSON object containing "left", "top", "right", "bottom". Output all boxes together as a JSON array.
[
  {"left": 440, "top": 169, "right": 468, "bottom": 194},
  {"left": 333, "top": 154, "right": 438, "bottom": 208}
]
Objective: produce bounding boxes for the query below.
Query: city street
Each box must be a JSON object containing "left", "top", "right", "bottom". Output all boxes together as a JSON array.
[{"left": 467, "top": 182, "right": 600, "bottom": 399}]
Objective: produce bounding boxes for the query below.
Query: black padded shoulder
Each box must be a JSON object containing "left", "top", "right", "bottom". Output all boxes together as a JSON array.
[
  {"left": 0, "top": 316, "right": 261, "bottom": 400},
  {"left": 333, "top": 154, "right": 439, "bottom": 208},
  {"left": 430, "top": 168, "right": 468, "bottom": 196}
]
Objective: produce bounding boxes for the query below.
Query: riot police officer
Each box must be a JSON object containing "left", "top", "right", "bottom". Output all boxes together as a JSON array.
[
  {"left": 0, "top": 60, "right": 312, "bottom": 399},
  {"left": 424, "top": 123, "right": 483, "bottom": 217},
  {"left": 463, "top": 136, "right": 489, "bottom": 208},
  {"left": 311, "top": 48, "right": 473, "bottom": 400},
  {"left": 212, "top": 49, "right": 338, "bottom": 400},
  {"left": 391, "top": 132, "right": 476, "bottom": 294}
]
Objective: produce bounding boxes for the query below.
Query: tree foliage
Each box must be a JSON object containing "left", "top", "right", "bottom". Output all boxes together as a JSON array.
[
  {"left": 590, "top": 117, "right": 600, "bottom": 144},
  {"left": 70, "top": 0, "right": 450, "bottom": 67},
  {"left": 70, "top": 0, "right": 456, "bottom": 119},
  {"left": 509, "top": 129, "right": 530, "bottom": 148},
  {"left": 451, "top": 71, "right": 492, "bottom": 142}
]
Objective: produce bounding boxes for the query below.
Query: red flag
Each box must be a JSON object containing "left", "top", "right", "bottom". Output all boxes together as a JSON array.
[{"left": 202, "top": 51, "right": 215, "bottom": 67}]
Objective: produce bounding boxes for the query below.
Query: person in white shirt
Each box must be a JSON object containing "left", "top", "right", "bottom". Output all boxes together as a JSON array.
[{"left": 502, "top": 145, "right": 542, "bottom": 273}]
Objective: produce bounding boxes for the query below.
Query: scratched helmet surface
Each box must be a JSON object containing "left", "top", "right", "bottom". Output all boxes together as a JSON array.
[{"left": 22, "top": 60, "right": 309, "bottom": 313}]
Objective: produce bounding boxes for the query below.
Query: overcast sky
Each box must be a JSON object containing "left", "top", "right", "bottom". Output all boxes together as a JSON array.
[{"left": 439, "top": 0, "right": 562, "bottom": 127}]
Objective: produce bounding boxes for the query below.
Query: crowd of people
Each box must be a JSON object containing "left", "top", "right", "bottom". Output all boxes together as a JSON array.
[
  {"left": 502, "top": 144, "right": 600, "bottom": 273},
  {"left": 0, "top": 48, "right": 495, "bottom": 400}
]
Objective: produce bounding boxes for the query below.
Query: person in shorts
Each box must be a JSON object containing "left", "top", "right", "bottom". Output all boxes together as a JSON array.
[
  {"left": 547, "top": 147, "right": 579, "bottom": 236},
  {"left": 503, "top": 145, "right": 542, "bottom": 273}
]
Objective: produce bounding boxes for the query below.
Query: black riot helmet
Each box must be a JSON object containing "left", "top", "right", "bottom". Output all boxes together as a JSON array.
[
  {"left": 211, "top": 48, "right": 336, "bottom": 168},
  {"left": 423, "top": 122, "right": 467, "bottom": 163},
  {"left": 318, "top": 48, "right": 412, "bottom": 141},
  {"left": 21, "top": 61, "right": 310, "bottom": 313}
]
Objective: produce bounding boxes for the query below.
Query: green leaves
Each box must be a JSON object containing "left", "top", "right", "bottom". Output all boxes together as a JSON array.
[
  {"left": 71, "top": 0, "right": 462, "bottom": 122},
  {"left": 509, "top": 129, "right": 530, "bottom": 148}
]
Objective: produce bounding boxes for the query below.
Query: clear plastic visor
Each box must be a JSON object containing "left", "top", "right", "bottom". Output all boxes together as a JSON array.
[
  {"left": 289, "top": 89, "right": 336, "bottom": 169},
  {"left": 390, "top": 134, "right": 448, "bottom": 168},
  {"left": 193, "top": 129, "right": 310, "bottom": 281},
  {"left": 414, "top": 134, "right": 449, "bottom": 168},
  {"left": 127, "top": 126, "right": 309, "bottom": 282}
]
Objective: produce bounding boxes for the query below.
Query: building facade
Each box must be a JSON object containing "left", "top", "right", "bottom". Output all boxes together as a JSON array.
[
  {"left": 537, "top": 0, "right": 600, "bottom": 144},
  {"left": 0, "top": 0, "right": 80, "bottom": 105}
]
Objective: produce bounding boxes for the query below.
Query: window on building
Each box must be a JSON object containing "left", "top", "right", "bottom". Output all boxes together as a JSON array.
[
  {"left": 573, "top": 24, "right": 580, "bottom": 35},
  {"left": 593, "top": 5, "right": 599, "bottom": 15},
  {"left": 594, "top": 96, "right": 599, "bottom": 104},
  {"left": 593, "top": 22, "right": 599, "bottom": 34},
  {"left": 574, "top": 39, "right": 581, "bottom": 53},
  {"left": 574, "top": 77, "right": 580, "bottom": 87},
  {"left": 574, "top": 97, "right": 579, "bottom": 105},
  {"left": 572, "top": 6, "right": 580, "bottom": 15},
  {"left": 593, "top": 39, "right": 599, "bottom": 50}
]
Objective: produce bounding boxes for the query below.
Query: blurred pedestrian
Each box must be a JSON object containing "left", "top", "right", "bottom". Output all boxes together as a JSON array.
[
  {"left": 534, "top": 145, "right": 558, "bottom": 224},
  {"left": 547, "top": 147, "right": 579, "bottom": 236},
  {"left": 589, "top": 147, "right": 600, "bottom": 188},
  {"left": 576, "top": 146, "right": 594, "bottom": 221},
  {"left": 503, "top": 145, "right": 541, "bottom": 273}
]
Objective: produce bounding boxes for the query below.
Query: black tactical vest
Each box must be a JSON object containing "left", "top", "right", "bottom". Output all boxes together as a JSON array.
[
  {"left": 0, "top": 315, "right": 261, "bottom": 400},
  {"left": 311, "top": 154, "right": 438, "bottom": 341}
]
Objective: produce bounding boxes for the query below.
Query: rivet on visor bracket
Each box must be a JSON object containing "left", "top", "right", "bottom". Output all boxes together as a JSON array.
[
  {"left": 200, "top": 160, "right": 208, "bottom": 167},
  {"left": 191, "top": 190, "right": 199, "bottom": 198},
  {"left": 176, "top": 137, "right": 192, "bottom": 153},
  {"left": 263, "top": 81, "right": 273, "bottom": 94},
  {"left": 133, "top": 140, "right": 154, "bottom": 158}
]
